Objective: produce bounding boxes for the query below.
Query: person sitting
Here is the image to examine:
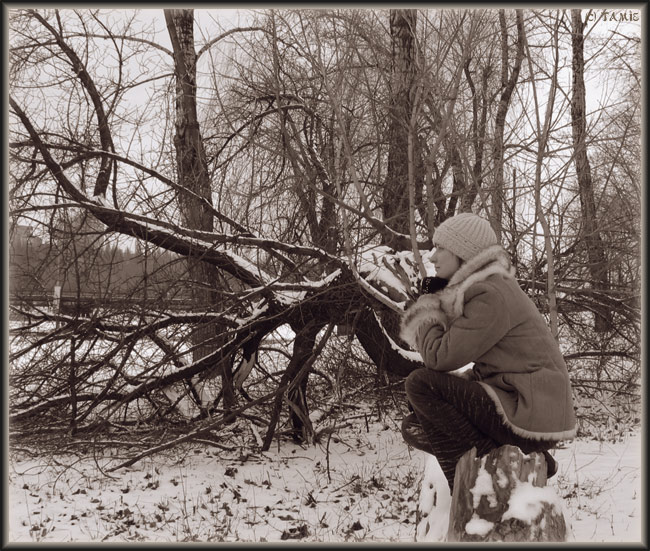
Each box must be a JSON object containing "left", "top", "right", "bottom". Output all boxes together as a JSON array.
[{"left": 400, "top": 212, "right": 576, "bottom": 493}]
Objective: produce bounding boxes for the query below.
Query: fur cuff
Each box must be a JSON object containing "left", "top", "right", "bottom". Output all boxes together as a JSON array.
[{"left": 400, "top": 294, "right": 448, "bottom": 349}]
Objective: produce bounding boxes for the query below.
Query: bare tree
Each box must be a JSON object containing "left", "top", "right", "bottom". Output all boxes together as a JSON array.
[
  {"left": 383, "top": 9, "right": 424, "bottom": 238},
  {"left": 522, "top": 11, "right": 562, "bottom": 338},
  {"left": 491, "top": 9, "right": 524, "bottom": 239},
  {"left": 165, "top": 9, "right": 238, "bottom": 411},
  {"left": 570, "top": 9, "right": 611, "bottom": 332},
  {"left": 8, "top": 8, "right": 640, "bottom": 466}
]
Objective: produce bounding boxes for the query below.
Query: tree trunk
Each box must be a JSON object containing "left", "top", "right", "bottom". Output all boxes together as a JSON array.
[
  {"left": 261, "top": 323, "right": 323, "bottom": 450},
  {"left": 570, "top": 9, "right": 611, "bottom": 332},
  {"left": 447, "top": 446, "right": 567, "bottom": 542},
  {"left": 383, "top": 9, "right": 423, "bottom": 238},
  {"left": 165, "top": 9, "right": 235, "bottom": 409},
  {"left": 354, "top": 307, "right": 422, "bottom": 378},
  {"left": 492, "top": 10, "right": 524, "bottom": 240}
]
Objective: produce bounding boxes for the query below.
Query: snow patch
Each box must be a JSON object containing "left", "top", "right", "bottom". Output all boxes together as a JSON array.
[
  {"left": 6, "top": 420, "right": 642, "bottom": 543},
  {"left": 502, "top": 482, "right": 562, "bottom": 523},
  {"left": 495, "top": 467, "right": 509, "bottom": 488},
  {"left": 274, "top": 289, "right": 307, "bottom": 305},
  {"left": 470, "top": 458, "right": 498, "bottom": 509},
  {"left": 416, "top": 453, "right": 451, "bottom": 542},
  {"left": 358, "top": 244, "right": 436, "bottom": 304},
  {"left": 464, "top": 513, "right": 495, "bottom": 536},
  {"left": 239, "top": 300, "right": 269, "bottom": 324}
]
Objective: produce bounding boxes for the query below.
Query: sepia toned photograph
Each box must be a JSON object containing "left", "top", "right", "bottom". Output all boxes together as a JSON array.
[{"left": 5, "top": 4, "right": 643, "bottom": 544}]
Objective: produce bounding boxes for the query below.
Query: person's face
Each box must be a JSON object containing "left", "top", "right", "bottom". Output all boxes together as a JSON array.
[{"left": 431, "top": 247, "right": 462, "bottom": 279}]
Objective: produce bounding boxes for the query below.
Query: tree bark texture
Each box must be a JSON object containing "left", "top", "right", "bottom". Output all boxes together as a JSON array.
[
  {"left": 570, "top": 9, "right": 611, "bottom": 332},
  {"left": 383, "top": 9, "right": 424, "bottom": 238},
  {"left": 354, "top": 307, "right": 421, "bottom": 378},
  {"left": 165, "top": 9, "right": 235, "bottom": 408},
  {"left": 447, "top": 446, "right": 567, "bottom": 542},
  {"left": 492, "top": 10, "right": 524, "bottom": 239}
]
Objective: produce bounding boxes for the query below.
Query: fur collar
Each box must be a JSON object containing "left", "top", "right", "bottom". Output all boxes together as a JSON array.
[
  {"left": 399, "top": 246, "right": 515, "bottom": 347},
  {"left": 438, "top": 245, "right": 515, "bottom": 322}
]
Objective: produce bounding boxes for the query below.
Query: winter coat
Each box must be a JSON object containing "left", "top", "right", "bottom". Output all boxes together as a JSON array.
[{"left": 400, "top": 245, "right": 577, "bottom": 442}]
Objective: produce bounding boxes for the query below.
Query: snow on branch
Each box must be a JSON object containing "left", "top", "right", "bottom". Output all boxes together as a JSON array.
[
  {"left": 372, "top": 311, "right": 422, "bottom": 362},
  {"left": 358, "top": 244, "right": 435, "bottom": 309}
]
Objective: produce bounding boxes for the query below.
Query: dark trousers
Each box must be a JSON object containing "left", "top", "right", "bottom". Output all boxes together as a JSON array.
[{"left": 402, "top": 368, "right": 554, "bottom": 492}]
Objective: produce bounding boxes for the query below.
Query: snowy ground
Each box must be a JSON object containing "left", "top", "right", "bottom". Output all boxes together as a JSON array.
[{"left": 6, "top": 414, "right": 643, "bottom": 544}]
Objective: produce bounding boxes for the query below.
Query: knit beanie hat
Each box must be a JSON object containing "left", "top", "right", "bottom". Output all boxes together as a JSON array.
[{"left": 432, "top": 213, "right": 498, "bottom": 261}]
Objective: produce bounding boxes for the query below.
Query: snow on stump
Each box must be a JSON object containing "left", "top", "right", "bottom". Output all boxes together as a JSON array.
[
  {"left": 447, "top": 445, "right": 567, "bottom": 542},
  {"left": 415, "top": 452, "right": 452, "bottom": 542}
]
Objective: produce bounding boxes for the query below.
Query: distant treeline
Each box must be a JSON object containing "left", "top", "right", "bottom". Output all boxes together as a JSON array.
[{"left": 9, "top": 235, "right": 191, "bottom": 302}]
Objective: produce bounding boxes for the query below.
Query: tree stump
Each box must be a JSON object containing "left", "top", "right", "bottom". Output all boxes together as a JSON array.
[{"left": 447, "top": 445, "right": 567, "bottom": 542}]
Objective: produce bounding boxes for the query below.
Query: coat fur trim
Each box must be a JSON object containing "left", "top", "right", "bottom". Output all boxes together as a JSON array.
[
  {"left": 479, "top": 383, "right": 578, "bottom": 441},
  {"left": 439, "top": 245, "right": 515, "bottom": 323},
  {"left": 400, "top": 294, "right": 448, "bottom": 348},
  {"left": 400, "top": 245, "right": 515, "bottom": 349}
]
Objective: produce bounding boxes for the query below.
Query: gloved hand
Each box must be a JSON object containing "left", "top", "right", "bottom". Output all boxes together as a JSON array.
[{"left": 420, "top": 276, "right": 448, "bottom": 295}]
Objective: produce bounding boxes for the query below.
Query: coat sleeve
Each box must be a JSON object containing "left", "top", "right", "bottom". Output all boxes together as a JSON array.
[
  {"left": 399, "top": 294, "right": 448, "bottom": 349},
  {"left": 416, "top": 282, "right": 511, "bottom": 371}
]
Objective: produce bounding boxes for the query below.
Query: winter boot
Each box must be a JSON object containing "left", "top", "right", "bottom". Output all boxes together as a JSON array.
[{"left": 542, "top": 450, "right": 558, "bottom": 479}]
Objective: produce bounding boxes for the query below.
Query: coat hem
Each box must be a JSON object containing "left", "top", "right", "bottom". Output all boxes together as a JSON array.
[{"left": 478, "top": 382, "right": 577, "bottom": 442}]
